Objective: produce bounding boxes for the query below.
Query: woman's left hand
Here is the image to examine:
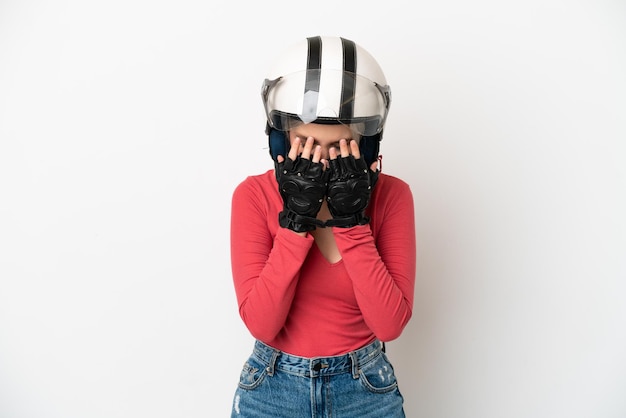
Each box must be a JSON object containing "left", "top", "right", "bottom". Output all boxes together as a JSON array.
[{"left": 325, "top": 139, "right": 379, "bottom": 227}]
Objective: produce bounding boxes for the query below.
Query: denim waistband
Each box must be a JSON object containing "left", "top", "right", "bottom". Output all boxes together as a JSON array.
[{"left": 252, "top": 339, "right": 384, "bottom": 379}]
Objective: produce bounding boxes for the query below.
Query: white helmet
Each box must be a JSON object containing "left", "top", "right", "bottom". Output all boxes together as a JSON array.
[{"left": 262, "top": 36, "right": 391, "bottom": 164}]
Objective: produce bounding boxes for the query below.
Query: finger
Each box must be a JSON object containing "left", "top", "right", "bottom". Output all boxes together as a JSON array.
[
  {"left": 288, "top": 137, "right": 301, "bottom": 161},
  {"left": 320, "top": 158, "right": 329, "bottom": 171},
  {"left": 277, "top": 155, "right": 284, "bottom": 163},
  {"left": 328, "top": 157, "right": 340, "bottom": 174},
  {"left": 311, "top": 145, "right": 322, "bottom": 163},
  {"left": 301, "top": 136, "right": 315, "bottom": 160},
  {"left": 339, "top": 139, "right": 350, "bottom": 158},
  {"left": 370, "top": 160, "right": 378, "bottom": 172},
  {"left": 350, "top": 139, "right": 361, "bottom": 159},
  {"left": 329, "top": 146, "right": 338, "bottom": 160}
]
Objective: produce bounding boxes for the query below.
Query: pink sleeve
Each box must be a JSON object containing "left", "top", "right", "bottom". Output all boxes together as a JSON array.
[
  {"left": 332, "top": 179, "right": 416, "bottom": 341},
  {"left": 230, "top": 179, "right": 314, "bottom": 342}
]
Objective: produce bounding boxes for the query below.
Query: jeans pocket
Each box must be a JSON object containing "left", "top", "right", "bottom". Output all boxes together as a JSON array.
[
  {"left": 358, "top": 352, "right": 399, "bottom": 394},
  {"left": 237, "top": 355, "right": 268, "bottom": 391}
]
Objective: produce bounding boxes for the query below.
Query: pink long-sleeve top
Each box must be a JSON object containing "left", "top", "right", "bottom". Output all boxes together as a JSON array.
[{"left": 230, "top": 169, "right": 416, "bottom": 357}]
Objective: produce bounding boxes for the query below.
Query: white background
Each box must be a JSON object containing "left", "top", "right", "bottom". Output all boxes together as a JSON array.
[{"left": 1, "top": 0, "right": 625, "bottom": 417}]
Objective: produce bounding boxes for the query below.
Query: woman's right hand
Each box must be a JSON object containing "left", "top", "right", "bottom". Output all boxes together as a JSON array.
[{"left": 275, "top": 137, "right": 329, "bottom": 233}]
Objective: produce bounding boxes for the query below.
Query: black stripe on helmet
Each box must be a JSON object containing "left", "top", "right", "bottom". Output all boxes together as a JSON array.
[
  {"left": 302, "top": 36, "right": 322, "bottom": 121},
  {"left": 339, "top": 37, "right": 356, "bottom": 121}
]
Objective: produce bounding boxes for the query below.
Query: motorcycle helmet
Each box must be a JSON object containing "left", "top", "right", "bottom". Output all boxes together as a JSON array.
[{"left": 261, "top": 36, "right": 391, "bottom": 166}]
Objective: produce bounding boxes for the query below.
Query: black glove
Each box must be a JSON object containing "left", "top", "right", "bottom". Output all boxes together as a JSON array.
[
  {"left": 325, "top": 155, "right": 379, "bottom": 228},
  {"left": 275, "top": 156, "right": 329, "bottom": 233}
]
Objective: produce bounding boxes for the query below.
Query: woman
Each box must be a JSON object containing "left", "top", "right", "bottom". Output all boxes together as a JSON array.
[{"left": 230, "top": 35, "right": 416, "bottom": 417}]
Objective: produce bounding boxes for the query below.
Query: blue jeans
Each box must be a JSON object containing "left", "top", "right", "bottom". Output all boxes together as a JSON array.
[{"left": 231, "top": 339, "right": 405, "bottom": 417}]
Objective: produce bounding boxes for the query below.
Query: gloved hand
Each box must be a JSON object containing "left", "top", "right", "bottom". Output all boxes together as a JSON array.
[
  {"left": 275, "top": 155, "right": 329, "bottom": 232},
  {"left": 325, "top": 154, "right": 379, "bottom": 228}
]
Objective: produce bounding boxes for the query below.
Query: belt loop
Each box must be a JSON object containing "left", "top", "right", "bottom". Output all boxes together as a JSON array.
[
  {"left": 266, "top": 349, "right": 280, "bottom": 376},
  {"left": 349, "top": 351, "right": 359, "bottom": 379}
]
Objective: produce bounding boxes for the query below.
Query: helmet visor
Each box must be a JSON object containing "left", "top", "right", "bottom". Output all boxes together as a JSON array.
[{"left": 261, "top": 70, "right": 391, "bottom": 136}]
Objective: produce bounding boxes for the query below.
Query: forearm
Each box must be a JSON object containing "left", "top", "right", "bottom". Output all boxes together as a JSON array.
[
  {"left": 334, "top": 224, "right": 415, "bottom": 341},
  {"left": 232, "top": 221, "right": 314, "bottom": 341}
]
